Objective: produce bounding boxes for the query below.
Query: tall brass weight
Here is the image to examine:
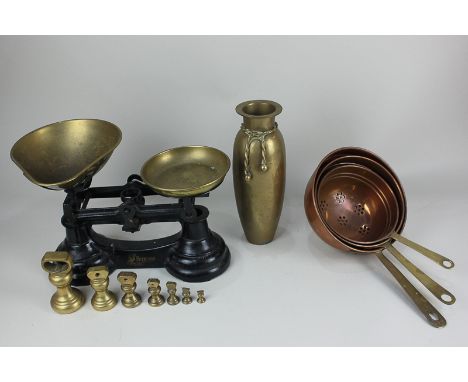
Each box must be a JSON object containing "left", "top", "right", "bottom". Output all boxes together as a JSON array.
[
  {"left": 234, "top": 100, "right": 286, "bottom": 244},
  {"left": 41, "top": 251, "right": 85, "bottom": 314}
]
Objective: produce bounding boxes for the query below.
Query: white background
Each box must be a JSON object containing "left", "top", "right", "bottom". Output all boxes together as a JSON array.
[{"left": 1, "top": 36, "right": 467, "bottom": 346}]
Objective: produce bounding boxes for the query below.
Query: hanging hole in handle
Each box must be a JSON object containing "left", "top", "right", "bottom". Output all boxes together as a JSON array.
[
  {"left": 426, "top": 312, "right": 446, "bottom": 328},
  {"left": 442, "top": 260, "right": 454, "bottom": 269},
  {"left": 441, "top": 294, "right": 455, "bottom": 304}
]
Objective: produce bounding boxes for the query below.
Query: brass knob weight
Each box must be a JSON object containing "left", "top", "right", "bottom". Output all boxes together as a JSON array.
[
  {"left": 182, "top": 287, "right": 193, "bottom": 304},
  {"left": 41, "top": 251, "right": 85, "bottom": 314},
  {"left": 117, "top": 271, "right": 142, "bottom": 308},
  {"left": 166, "top": 281, "right": 180, "bottom": 305},
  {"left": 147, "top": 278, "right": 165, "bottom": 307},
  {"left": 87, "top": 265, "right": 117, "bottom": 311}
]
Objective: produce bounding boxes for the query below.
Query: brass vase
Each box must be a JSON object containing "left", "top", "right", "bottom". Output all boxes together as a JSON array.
[{"left": 233, "top": 100, "right": 285, "bottom": 244}]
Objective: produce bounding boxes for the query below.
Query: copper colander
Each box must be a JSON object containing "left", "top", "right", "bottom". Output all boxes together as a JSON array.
[
  {"left": 304, "top": 147, "right": 456, "bottom": 328},
  {"left": 315, "top": 154, "right": 407, "bottom": 240},
  {"left": 317, "top": 164, "right": 399, "bottom": 245}
]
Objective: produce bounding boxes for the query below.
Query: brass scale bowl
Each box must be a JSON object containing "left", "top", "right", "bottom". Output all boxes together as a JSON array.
[
  {"left": 11, "top": 119, "right": 231, "bottom": 284},
  {"left": 304, "top": 147, "right": 456, "bottom": 328}
]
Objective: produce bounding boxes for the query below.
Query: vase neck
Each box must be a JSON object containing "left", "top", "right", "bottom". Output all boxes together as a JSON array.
[{"left": 242, "top": 117, "right": 276, "bottom": 132}]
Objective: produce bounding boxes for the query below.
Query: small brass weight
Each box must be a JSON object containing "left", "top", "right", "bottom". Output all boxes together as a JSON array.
[
  {"left": 147, "top": 278, "right": 165, "bottom": 307},
  {"left": 41, "top": 251, "right": 85, "bottom": 314},
  {"left": 182, "top": 287, "right": 192, "bottom": 304},
  {"left": 118, "top": 271, "right": 142, "bottom": 308},
  {"left": 87, "top": 265, "right": 117, "bottom": 311},
  {"left": 166, "top": 281, "right": 180, "bottom": 305},
  {"left": 197, "top": 290, "right": 206, "bottom": 304}
]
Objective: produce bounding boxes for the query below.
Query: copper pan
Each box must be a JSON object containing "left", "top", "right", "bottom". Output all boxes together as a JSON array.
[
  {"left": 304, "top": 147, "right": 456, "bottom": 327},
  {"left": 316, "top": 155, "right": 406, "bottom": 238},
  {"left": 317, "top": 164, "right": 399, "bottom": 246},
  {"left": 317, "top": 157, "right": 454, "bottom": 268},
  {"left": 316, "top": 163, "right": 455, "bottom": 308},
  {"left": 306, "top": 148, "right": 453, "bottom": 269}
]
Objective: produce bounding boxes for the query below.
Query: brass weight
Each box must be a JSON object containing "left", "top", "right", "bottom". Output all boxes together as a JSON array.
[
  {"left": 166, "top": 281, "right": 180, "bottom": 305},
  {"left": 87, "top": 266, "right": 117, "bottom": 311},
  {"left": 182, "top": 287, "right": 193, "bottom": 305},
  {"left": 196, "top": 290, "right": 206, "bottom": 304},
  {"left": 117, "top": 272, "right": 142, "bottom": 308},
  {"left": 41, "top": 251, "right": 85, "bottom": 314},
  {"left": 147, "top": 278, "right": 165, "bottom": 307}
]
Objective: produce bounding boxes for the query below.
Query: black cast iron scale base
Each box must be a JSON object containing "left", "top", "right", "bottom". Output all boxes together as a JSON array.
[{"left": 57, "top": 174, "right": 230, "bottom": 286}]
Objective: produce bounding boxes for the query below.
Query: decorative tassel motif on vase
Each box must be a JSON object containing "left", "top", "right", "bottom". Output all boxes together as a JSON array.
[{"left": 233, "top": 100, "right": 285, "bottom": 245}]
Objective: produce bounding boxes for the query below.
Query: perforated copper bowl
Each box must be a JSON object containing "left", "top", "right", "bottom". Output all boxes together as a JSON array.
[
  {"left": 304, "top": 147, "right": 456, "bottom": 327},
  {"left": 315, "top": 154, "right": 407, "bottom": 242},
  {"left": 305, "top": 147, "right": 453, "bottom": 269},
  {"left": 316, "top": 163, "right": 400, "bottom": 247},
  {"left": 305, "top": 147, "right": 406, "bottom": 252}
]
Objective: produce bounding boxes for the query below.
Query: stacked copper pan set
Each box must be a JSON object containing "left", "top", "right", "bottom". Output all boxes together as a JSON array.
[{"left": 304, "top": 147, "right": 455, "bottom": 328}]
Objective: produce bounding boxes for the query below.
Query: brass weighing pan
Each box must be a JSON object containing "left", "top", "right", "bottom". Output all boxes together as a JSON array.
[
  {"left": 141, "top": 146, "right": 230, "bottom": 197},
  {"left": 10, "top": 119, "right": 122, "bottom": 190}
]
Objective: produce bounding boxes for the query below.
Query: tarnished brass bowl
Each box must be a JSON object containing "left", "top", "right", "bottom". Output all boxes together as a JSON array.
[
  {"left": 10, "top": 119, "right": 122, "bottom": 190},
  {"left": 141, "top": 146, "right": 230, "bottom": 197}
]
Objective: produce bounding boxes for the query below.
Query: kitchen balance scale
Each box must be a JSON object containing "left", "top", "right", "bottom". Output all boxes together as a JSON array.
[{"left": 11, "top": 119, "right": 231, "bottom": 285}]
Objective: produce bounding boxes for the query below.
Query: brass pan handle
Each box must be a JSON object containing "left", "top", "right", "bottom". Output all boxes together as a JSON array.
[
  {"left": 391, "top": 233, "right": 455, "bottom": 269},
  {"left": 385, "top": 244, "right": 456, "bottom": 305},
  {"left": 376, "top": 252, "right": 447, "bottom": 328}
]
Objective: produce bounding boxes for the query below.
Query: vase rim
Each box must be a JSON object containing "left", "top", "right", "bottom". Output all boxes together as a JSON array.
[{"left": 236, "top": 100, "right": 282, "bottom": 119}]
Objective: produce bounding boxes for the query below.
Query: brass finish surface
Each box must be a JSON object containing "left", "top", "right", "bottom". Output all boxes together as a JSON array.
[
  {"left": 147, "top": 278, "right": 165, "bottom": 307},
  {"left": 87, "top": 266, "right": 117, "bottom": 311},
  {"left": 141, "top": 146, "right": 230, "bottom": 197},
  {"left": 41, "top": 251, "right": 85, "bottom": 314},
  {"left": 182, "top": 287, "right": 193, "bottom": 305},
  {"left": 166, "top": 281, "right": 180, "bottom": 305},
  {"left": 117, "top": 272, "right": 142, "bottom": 308},
  {"left": 233, "top": 100, "right": 286, "bottom": 244},
  {"left": 391, "top": 233, "right": 455, "bottom": 269},
  {"left": 11, "top": 119, "right": 122, "bottom": 190},
  {"left": 377, "top": 252, "right": 446, "bottom": 328},
  {"left": 385, "top": 244, "right": 455, "bottom": 305},
  {"left": 196, "top": 290, "right": 206, "bottom": 304}
]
